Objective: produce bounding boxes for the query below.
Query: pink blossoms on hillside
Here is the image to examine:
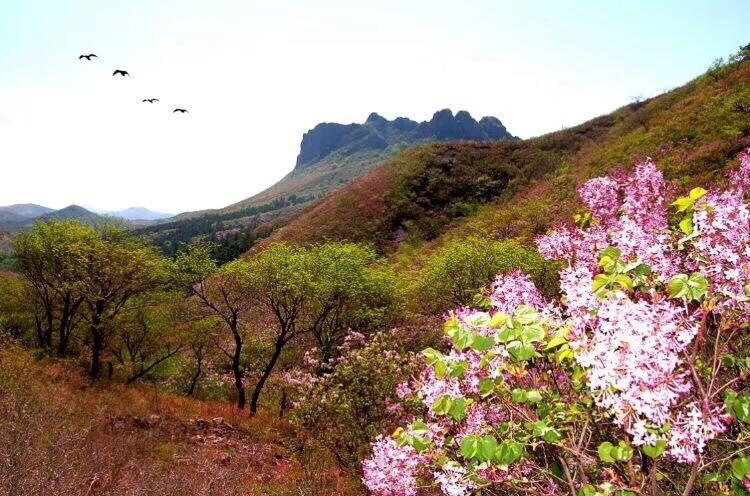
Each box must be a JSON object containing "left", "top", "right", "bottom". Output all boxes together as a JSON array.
[{"left": 364, "top": 150, "right": 750, "bottom": 495}]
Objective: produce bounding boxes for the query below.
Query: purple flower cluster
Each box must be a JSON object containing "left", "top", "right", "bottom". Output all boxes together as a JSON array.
[{"left": 363, "top": 436, "right": 425, "bottom": 496}]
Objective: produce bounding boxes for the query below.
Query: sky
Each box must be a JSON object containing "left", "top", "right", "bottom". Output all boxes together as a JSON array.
[{"left": 0, "top": 1, "right": 748, "bottom": 213}]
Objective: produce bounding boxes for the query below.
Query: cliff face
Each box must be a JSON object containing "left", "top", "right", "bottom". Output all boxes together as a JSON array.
[{"left": 294, "top": 109, "right": 517, "bottom": 170}]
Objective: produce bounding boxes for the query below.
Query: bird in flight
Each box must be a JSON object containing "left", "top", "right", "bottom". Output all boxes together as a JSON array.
[
  {"left": 142, "top": 98, "right": 159, "bottom": 103},
  {"left": 78, "top": 53, "right": 97, "bottom": 61},
  {"left": 173, "top": 108, "right": 189, "bottom": 113},
  {"left": 112, "top": 69, "right": 131, "bottom": 77}
]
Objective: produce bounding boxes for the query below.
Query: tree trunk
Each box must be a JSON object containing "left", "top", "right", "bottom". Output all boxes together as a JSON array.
[
  {"left": 230, "top": 324, "right": 246, "bottom": 409},
  {"left": 187, "top": 354, "right": 203, "bottom": 396},
  {"left": 250, "top": 337, "right": 284, "bottom": 416},
  {"left": 90, "top": 329, "right": 103, "bottom": 378},
  {"left": 89, "top": 303, "right": 105, "bottom": 379}
]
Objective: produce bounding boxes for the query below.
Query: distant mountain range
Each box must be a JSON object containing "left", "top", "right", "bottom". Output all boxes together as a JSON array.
[
  {"left": 100, "top": 207, "right": 174, "bottom": 221},
  {"left": 0, "top": 204, "right": 174, "bottom": 232}
]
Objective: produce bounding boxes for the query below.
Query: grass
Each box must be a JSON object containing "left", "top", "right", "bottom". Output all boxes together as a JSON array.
[{"left": 0, "top": 342, "right": 365, "bottom": 496}]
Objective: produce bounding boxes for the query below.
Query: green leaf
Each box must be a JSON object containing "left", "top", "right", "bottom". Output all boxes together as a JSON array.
[
  {"left": 460, "top": 435, "right": 479, "bottom": 460},
  {"left": 533, "top": 420, "right": 562, "bottom": 443},
  {"left": 578, "top": 485, "right": 597, "bottom": 496},
  {"left": 470, "top": 333, "right": 496, "bottom": 352},
  {"left": 689, "top": 187, "right": 708, "bottom": 201},
  {"left": 497, "top": 326, "right": 521, "bottom": 343},
  {"left": 410, "top": 422, "right": 429, "bottom": 435},
  {"left": 478, "top": 435, "right": 498, "bottom": 462},
  {"left": 729, "top": 393, "right": 750, "bottom": 423},
  {"left": 479, "top": 378, "right": 495, "bottom": 398},
  {"left": 544, "top": 336, "right": 568, "bottom": 350},
  {"left": 668, "top": 273, "right": 709, "bottom": 301},
  {"left": 526, "top": 390, "right": 543, "bottom": 403},
  {"left": 611, "top": 441, "right": 633, "bottom": 462},
  {"left": 448, "top": 361, "right": 469, "bottom": 378},
  {"left": 489, "top": 312, "right": 508, "bottom": 328},
  {"left": 434, "top": 360, "right": 447, "bottom": 379},
  {"left": 494, "top": 440, "right": 523, "bottom": 465},
  {"left": 522, "top": 325, "right": 545, "bottom": 343},
  {"left": 514, "top": 305, "right": 538, "bottom": 325},
  {"left": 598, "top": 442, "right": 615, "bottom": 464},
  {"left": 614, "top": 274, "right": 634, "bottom": 292},
  {"left": 454, "top": 328, "right": 473, "bottom": 351},
  {"left": 592, "top": 273, "right": 611, "bottom": 295},
  {"left": 422, "top": 348, "right": 443, "bottom": 365},
  {"left": 432, "top": 396, "right": 453, "bottom": 416},
  {"left": 642, "top": 440, "right": 667, "bottom": 458},
  {"left": 448, "top": 398, "right": 468, "bottom": 421},
  {"left": 507, "top": 340, "right": 536, "bottom": 362},
  {"left": 512, "top": 388, "right": 528, "bottom": 404},
  {"left": 731, "top": 457, "right": 750, "bottom": 480},
  {"left": 679, "top": 216, "right": 694, "bottom": 235},
  {"left": 599, "top": 246, "right": 622, "bottom": 265}
]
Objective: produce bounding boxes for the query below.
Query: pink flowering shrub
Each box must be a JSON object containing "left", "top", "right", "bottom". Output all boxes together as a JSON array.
[
  {"left": 363, "top": 151, "right": 750, "bottom": 495},
  {"left": 287, "top": 329, "right": 423, "bottom": 469}
]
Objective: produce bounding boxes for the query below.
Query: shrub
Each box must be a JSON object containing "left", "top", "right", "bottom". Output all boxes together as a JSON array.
[
  {"left": 287, "top": 329, "right": 423, "bottom": 470},
  {"left": 414, "top": 237, "right": 558, "bottom": 313},
  {"left": 364, "top": 151, "right": 750, "bottom": 495}
]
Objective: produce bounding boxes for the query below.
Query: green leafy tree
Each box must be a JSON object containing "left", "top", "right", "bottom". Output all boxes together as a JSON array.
[
  {"left": 13, "top": 221, "right": 98, "bottom": 355},
  {"left": 172, "top": 244, "right": 255, "bottom": 408},
  {"left": 245, "top": 242, "right": 402, "bottom": 415},
  {"left": 78, "top": 227, "right": 166, "bottom": 379},
  {"left": 111, "top": 291, "right": 186, "bottom": 384},
  {"left": 414, "top": 237, "right": 558, "bottom": 313}
]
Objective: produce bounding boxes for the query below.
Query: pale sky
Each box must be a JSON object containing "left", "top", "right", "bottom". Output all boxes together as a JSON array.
[{"left": 1, "top": 0, "right": 748, "bottom": 213}]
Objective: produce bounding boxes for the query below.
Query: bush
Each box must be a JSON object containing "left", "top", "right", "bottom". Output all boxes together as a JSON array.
[{"left": 414, "top": 237, "right": 558, "bottom": 313}]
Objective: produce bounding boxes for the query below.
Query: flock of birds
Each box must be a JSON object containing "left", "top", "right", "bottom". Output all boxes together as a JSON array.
[{"left": 79, "top": 53, "right": 188, "bottom": 114}]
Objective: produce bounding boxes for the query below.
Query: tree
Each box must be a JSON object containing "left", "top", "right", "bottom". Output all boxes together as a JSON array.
[
  {"left": 0, "top": 274, "right": 37, "bottom": 340},
  {"left": 245, "top": 242, "right": 402, "bottom": 415},
  {"left": 414, "top": 236, "right": 558, "bottom": 313},
  {"left": 172, "top": 244, "right": 255, "bottom": 408},
  {"left": 111, "top": 291, "right": 185, "bottom": 384},
  {"left": 14, "top": 221, "right": 95, "bottom": 355},
  {"left": 78, "top": 227, "right": 165, "bottom": 379}
]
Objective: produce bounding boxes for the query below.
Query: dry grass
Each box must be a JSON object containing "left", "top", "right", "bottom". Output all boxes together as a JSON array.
[{"left": 0, "top": 344, "right": 364, "bottom": 496}]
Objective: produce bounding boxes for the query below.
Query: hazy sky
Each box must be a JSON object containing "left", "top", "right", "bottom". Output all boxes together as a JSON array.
[{"left": 1, "top": 0, "right": 748, "bottom": 213}]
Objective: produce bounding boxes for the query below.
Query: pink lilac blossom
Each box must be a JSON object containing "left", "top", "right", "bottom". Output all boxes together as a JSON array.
[
  {"left": 433, "top": 464, "right": 474, "bottom": 496},
  {"left": 692, "top": 188, "right": 750, "bottom": 311},
  {"left": 573, "top": 294, "right": 697, "bottom": 443},
  {"left": 578, "top": 175, "right": 621, "bottom": 222},
  {"left": 489, "top": 270, "right": 549, "bottom": 314},
  {"left": 363, "top": 436, "right": 425, "bottom": 496},
  {"left": 667, "top": 403, "right": 728, "bottom": 463}
]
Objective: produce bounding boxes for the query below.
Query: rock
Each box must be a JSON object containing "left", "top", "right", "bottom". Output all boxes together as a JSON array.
[
  {"left": 218, "top": 452, "right": 231, "bottom": 466},
  {"left": 294, "top": 109, "right": 517, "bottom": 171}
]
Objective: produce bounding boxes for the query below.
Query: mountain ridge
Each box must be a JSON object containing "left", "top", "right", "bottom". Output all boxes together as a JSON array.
[{"left": 294, "top": 109, "right": 516, "bottom": 171}]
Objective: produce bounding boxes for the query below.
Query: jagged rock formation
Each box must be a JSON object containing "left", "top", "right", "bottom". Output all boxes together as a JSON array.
[{"left": 295, "top": 109, "right": 517, "bottom": 170}]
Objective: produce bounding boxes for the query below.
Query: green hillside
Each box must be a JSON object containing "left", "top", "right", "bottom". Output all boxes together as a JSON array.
[{"left": 257, "top": 58, "right": 750, "bottom": 262}]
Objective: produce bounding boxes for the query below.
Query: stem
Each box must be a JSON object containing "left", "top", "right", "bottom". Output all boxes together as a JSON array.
[
  {"left": 682, "top": 463, "right": 699, "bottom": 496},
  {"left": 558, "top": 456, "right": 577, "bottom": 496}
]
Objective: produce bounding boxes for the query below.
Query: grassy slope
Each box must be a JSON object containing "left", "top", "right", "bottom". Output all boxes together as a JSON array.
[
  {"left": 0, "top": 344, "right": 362, "bottom": 496},
  {"left": 255, "top": 61, "right": 750, "bottom": 262}
]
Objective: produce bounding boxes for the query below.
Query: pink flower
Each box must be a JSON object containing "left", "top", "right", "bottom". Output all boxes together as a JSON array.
[
  {"left": 363, "top": 436, "right": 425, "bottom": 496},
  {"left": 579, "top": 176, "right": 621, "bottom": 222}
]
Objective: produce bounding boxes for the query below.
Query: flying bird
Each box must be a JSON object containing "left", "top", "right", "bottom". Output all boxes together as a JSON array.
[
  {"left": 142, "top": 98, "right": 159, "bottom": 103},
  {"left": 78, "top": 53, "right": 97, "bottom": 60},
  {"left": 112, "top": 69, "right": 130, "bottom": 77},
  {"left": 173, "top": 108, "right": 189, "bottom": 113}
]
